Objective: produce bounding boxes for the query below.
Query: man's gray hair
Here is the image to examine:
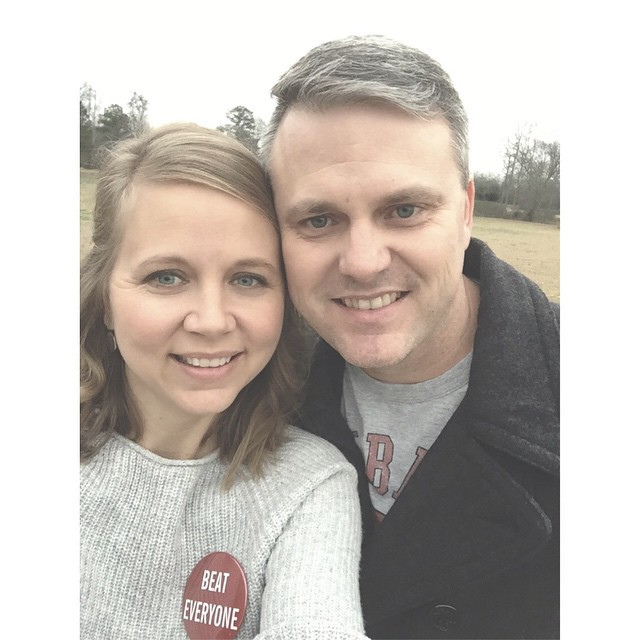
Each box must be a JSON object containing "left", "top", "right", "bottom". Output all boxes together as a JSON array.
[{"left": 260, "top": 35, "right": 470, "bottom": 186}]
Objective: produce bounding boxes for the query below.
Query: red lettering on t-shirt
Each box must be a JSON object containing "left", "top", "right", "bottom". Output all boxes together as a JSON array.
[
  {"left": 365, "top": 433, "right": 394, "bottom": 495},
  {"left": 392, "top": 446, "right": 428, "bottom": 499}
]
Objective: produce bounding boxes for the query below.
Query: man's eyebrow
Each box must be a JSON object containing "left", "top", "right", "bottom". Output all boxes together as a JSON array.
[
  {"left": 283, "top": 187, "right": 444, "bottom": 219},
  {"left": 284, "top": 199, "right": 339, "bottom": 218},
  {"left": 377, "top": 186, "right": 444, "bottom": 207}
]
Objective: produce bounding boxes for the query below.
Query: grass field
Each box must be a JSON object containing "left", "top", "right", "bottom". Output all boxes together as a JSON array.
[
  {"left": 80, "top": 169, "right": 559, "bottom": 303},
  {"left": 472, "top": 217, "right": 559, "bottom": 303}
]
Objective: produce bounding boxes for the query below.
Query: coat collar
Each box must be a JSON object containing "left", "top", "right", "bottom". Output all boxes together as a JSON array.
[{"left": 462, "top": 238, "right": 559, "bottom": 476}]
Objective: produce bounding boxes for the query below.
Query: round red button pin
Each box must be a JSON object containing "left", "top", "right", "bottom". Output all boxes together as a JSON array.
[{"left": 182, "top": 552, "right": 248, "bottom": 640}]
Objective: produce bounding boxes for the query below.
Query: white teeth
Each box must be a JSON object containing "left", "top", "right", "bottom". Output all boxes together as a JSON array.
[
  {"left": 342, "top": 292, "right": 400, "bottom": 310},
  {"left": 183, "top": 356, "right": 232, "bottom": 368}
]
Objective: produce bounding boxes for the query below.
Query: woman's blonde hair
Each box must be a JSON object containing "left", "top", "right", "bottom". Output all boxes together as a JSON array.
[{"left": 80, "top": 123, "right": 308, "bottom": 487}]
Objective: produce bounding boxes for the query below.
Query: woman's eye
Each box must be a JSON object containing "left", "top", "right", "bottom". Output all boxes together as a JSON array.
[
  {"left": 395, "top": 205, "right": 417, "bottom": 219},
  {"left": 233, "top": 274, "right": 265, "bottom": 288},
  {"left": 146, "top": 271, "right": 184, "bottom": 287}
]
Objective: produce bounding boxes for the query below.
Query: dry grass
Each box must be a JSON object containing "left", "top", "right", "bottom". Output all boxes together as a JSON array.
[
  {"left": 80, "top": 170, "right": 559, "bottom": 303},
  {"left": 472, "top": 217, "right": 559, "bottom": 303}
]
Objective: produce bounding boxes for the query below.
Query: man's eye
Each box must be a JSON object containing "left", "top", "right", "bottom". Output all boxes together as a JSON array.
[
  {"left": 395, "top": 205, "right": 417, "bottom": 219},
  {"left": 306, "top": 215, "right": 330, "bottom": 229}
]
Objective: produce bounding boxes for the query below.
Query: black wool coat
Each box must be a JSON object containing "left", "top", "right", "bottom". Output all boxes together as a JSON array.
[{"left": 295, "top": 239, "right": 560, "bottom": 639}]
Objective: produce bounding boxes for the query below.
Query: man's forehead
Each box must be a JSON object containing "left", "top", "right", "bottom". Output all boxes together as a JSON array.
[
  {"left": 277, "top": 101, "right": 438, "bottom": 129},
  {"left": 272, "top": 104, "right": 453, "bottom": 157},
  {"left": 271, "top": 107, "right": 455, "bottom": 174}
]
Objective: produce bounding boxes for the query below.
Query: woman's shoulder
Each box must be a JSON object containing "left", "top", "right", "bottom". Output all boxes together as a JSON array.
[
  {"left": 282, "top": 424, "right": 350, "bottom": 463},
  {"left": 259, "top": 425, "right": 355, "bottom": 485}
]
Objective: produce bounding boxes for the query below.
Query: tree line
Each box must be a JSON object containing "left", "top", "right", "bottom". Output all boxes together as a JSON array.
[
  {"left": 80, "top": 84, "right": 264, "bottom": 169},
  {"left": 474, "top": 128, "right": 560, "bottom": 222},
  {"left": 81, "top": 85, "right": 559, "bottom": 221},
  {"left": 80, "top": 83, "right": 150, "bottom": 167}
]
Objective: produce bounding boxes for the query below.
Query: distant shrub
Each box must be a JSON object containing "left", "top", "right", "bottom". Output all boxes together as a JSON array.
[
  {"left": 474, "top": 200, "right": 510, "bottom": 219},
  {"left": 509, "top": 207, "right": 559, "bottom": 224},
  {"left": 474, "top": 200, "right": 559, "bottom": 225}
]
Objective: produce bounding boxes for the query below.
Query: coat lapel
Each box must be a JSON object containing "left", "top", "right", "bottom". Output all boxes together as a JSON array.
[{"left": 463, "top": 238, "right": 560, "bottom": 476}]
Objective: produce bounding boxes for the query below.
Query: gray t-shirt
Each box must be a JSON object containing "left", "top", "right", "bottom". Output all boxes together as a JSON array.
[{"left": 342, "top": 352, "right": 472, "bottom": 521}]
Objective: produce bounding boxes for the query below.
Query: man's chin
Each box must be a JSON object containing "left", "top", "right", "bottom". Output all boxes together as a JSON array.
[{"left": 326, "top": 337, "right": 408, "bottom": 374}]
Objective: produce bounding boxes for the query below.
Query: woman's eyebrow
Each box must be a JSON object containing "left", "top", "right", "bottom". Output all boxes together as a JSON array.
[
  {"left": 135, "top": 255, "right": 191, "bottom": 270},
  {"left": 135, "top": 256, "right": 279, "bottom": 271},
  {"left": 231, "top": 258, "right": 280, "bottom": 272}
]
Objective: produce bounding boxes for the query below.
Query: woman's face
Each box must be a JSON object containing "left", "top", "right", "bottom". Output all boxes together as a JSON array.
[{"left": 107, "top": 181, "right": 284, "bottom": 431}]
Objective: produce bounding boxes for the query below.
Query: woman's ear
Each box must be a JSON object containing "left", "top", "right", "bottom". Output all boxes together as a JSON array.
[{"left": 104, "top": 304, "right": 113, "bottom": 331}]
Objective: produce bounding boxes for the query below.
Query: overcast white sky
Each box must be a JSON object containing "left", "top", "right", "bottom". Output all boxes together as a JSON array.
[{"left": 78, "top": 0, "right": 559, "bottom": 176}]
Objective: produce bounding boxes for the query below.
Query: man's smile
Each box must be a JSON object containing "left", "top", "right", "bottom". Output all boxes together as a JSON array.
[{"left": 337, "top": 291, "right": 408, "bottom": 310}]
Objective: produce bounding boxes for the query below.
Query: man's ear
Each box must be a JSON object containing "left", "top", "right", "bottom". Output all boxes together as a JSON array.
[
  {"left": 465, "top": 178, "right": 475, "bottom": 229},
  {"left": 462, "top": 178, "right": 475, "bottom": 248}
]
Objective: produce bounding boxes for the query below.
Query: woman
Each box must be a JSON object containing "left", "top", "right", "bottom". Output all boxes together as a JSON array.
[{"left": 80, "top": 123, "right": 367, "bottom": 639}]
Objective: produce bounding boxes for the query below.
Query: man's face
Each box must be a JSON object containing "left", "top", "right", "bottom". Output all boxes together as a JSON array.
[{"left": 269, "top": 104, "right": 474, "bottom": 383}]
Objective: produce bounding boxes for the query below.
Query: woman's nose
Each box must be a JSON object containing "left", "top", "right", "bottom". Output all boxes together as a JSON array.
[{"left": 182, "top": 287, "right": 236, "bottom": 335}]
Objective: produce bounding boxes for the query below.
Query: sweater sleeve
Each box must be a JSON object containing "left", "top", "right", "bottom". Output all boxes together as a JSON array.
[{"left": 255, "top": 464, "right": 369, "bottom": 639}]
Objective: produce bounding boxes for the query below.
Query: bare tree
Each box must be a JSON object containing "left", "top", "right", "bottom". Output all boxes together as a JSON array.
[
  {"left": 128, "top": 92, "right": 149, "bottom": 135},
  {"left": 80, "top": 84, "right": 99, "bottom": 167},
  {"left": 501, "top": 126, "right": 533, "bottom": 206},
  {"left": 80, "top": 83, "right": 98, "bottom": 129},
  {"left": 501, "top": 128, "right": 560, "bottom": 219}
]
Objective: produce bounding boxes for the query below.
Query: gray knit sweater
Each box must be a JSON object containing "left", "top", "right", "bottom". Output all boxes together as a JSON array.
[{"left": 80, "top": 427, "right": 367, "bottom": 639}]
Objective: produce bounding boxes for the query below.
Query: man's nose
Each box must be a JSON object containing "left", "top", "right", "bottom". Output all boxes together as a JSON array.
[
  {"left": 182, "top": 286, "right": 236, "bottom": 335},
  {"left": 338, "top": 221, "right": 392, "bottom": 282}
]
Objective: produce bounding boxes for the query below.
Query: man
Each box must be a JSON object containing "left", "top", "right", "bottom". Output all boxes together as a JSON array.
[{"left": 261, "top": 35, "right": 559, "bottom": 640}]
